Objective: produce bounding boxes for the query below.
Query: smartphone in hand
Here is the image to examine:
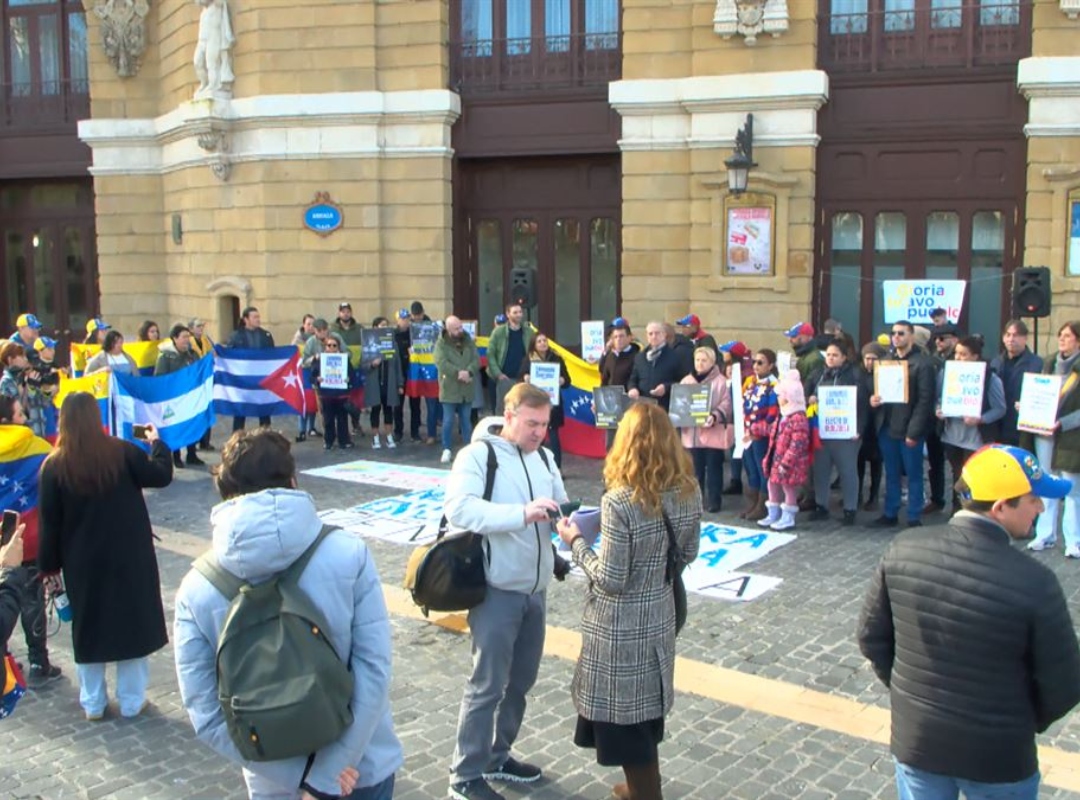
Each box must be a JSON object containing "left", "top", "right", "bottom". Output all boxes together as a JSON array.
[
  {"left": 1, "top": 509, "right": 19, "bottom": 547},
  {"left": 132, "top": 424, "right": 149, "bottom": 441}
]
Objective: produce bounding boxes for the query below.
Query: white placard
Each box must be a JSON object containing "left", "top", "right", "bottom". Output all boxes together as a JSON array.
[
  {"left": 319, "top": 352, "right": 349, "bottom": 390},
  {"left": 731, "top": 363, "right": 745, "bottom": 459},
  {"left": 818, "top": 386, "right": 858, "bottom": 440},
  {"left": 581, "top": 321, "right": 606, "bottom": 363},
  {"left": 776, "top": 351, "right": 794, "bottom": 373},
  {"left": 940, "top": 360, "right": 986, "bottom": 419},
  {"left": 875, "top": 362, "right": 908, "bottom": 404},
  {"left": 461, "top": 320, "right": 478, "bottom": 340},
  {"left": 883, "top": 279, "right": 966, "bottom": 325},
  {"left": 530, "top": 361, "right": 560, "bottom": 406},
  {"left": 1017, "top": 373, "right": 1063, "bottom": 436}
]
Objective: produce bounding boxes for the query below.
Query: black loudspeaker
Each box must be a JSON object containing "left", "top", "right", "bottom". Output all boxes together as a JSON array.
[
  {"left": 1012, "top": 266, "right": 1052, "bottom": 318},
  {"left": 509, "top": 267, "right": 536, "bottom": 307}
]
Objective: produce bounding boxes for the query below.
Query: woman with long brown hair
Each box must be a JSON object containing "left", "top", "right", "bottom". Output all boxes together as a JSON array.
[
  {"left": 37, "top": 392, "right": 173, "bottom": 720},
  {"left": 557, "top": 402, "right": 701, "bottom": 800}
]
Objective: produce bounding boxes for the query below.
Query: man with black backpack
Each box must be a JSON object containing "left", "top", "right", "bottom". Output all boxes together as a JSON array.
[
  {"left": 173, "top": 429, "right": 402, "bottom": 800},
  {"left": 445, "top": 382, "right": 569, "bottom": 800}
]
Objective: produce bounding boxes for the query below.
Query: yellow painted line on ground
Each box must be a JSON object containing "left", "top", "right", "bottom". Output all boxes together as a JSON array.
[{"left": 158, "top": 533, "right": 1080, "bottom": 793}]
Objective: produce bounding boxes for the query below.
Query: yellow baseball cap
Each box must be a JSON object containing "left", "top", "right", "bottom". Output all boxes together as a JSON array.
[{"left": 960, "top": 445, "right": 1072, "bottom": 501}]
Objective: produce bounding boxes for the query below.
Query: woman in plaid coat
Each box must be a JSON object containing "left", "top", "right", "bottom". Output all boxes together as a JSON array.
[{"left": 557, "top": 402, "right": 702, "bottom": 800}]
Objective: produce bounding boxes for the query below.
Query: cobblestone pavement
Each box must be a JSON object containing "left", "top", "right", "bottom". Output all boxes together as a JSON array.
[{"left": 5, "top": 418, "right": 1080, "bottom": 799}]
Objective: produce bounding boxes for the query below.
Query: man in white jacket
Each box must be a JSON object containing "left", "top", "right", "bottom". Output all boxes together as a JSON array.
[{"left": 446, "top": 383, "right": 569, "bottom": 800}]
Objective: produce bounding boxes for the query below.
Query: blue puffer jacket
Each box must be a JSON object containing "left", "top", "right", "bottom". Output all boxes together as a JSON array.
[{"left": 173, "top": 489, "right": 403, "bottom": 795}]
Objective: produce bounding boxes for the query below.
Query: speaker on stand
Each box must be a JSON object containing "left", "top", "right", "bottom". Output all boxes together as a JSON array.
[
  {"left": 1012, "top": 266, "right": 1051, "bottom": 354},
  {"left": 509, "top": 267, "right": 536, "bottom": 324}
]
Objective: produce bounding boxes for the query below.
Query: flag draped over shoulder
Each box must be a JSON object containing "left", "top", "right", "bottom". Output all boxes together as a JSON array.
[
  {"left": 548, "top": 339, "right": 606, "bottom": 459},
  {"left": 70, "top": 341, "right": 159, "bottom": 377},
  {"left": 213, "top": 345, "right": 313, "bottom": 418},
  {"left": 113, "top": 356, "right": 216, "bottom": 450},
  {"left": 53, "top": 371, "right": 111, "bottom": 431},
  {"left": 0, "top": 425, "right": 51, "bottom": 560}
]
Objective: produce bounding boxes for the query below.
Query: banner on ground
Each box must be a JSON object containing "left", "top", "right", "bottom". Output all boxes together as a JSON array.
[
  {"left": 113, "top": 356, "right": 216, "bottom": 450},
  {"left": 882, "top": 279, "right": 965, "bottom": 325},
  {"left": 301, "top": 460, "right": 450, "bottom": 491}
]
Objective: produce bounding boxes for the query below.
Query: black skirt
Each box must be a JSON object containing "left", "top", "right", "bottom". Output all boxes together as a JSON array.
[{"left": 574, "top": 715, "right": 665, "bottom": 767}]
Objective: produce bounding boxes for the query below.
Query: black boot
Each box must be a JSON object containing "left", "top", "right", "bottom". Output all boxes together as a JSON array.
[
  {"left": 172, "top": 452, "right": 185, "bottom": 469},
  {"left": 723, "top": 479, "right": 743, "bottom": 496}
]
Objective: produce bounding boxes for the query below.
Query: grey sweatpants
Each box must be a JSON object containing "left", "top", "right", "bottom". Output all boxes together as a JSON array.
[
  {"left": 449, "top": 585, "right": 546, "bottom": 784},
  {"left": 812, "top": 438, "right": 861, "bottom": 512}
]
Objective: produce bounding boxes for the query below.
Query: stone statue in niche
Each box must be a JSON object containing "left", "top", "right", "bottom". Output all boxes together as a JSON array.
[
  {"left": 93, "top": 0, "right": 150, "bottom": 78},
  {"left": 193, "top": 0, "right": 235, "bottom": 100}
]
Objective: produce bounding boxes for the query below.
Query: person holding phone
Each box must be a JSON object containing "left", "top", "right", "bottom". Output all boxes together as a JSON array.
[
  {"left": 37, "top": 392, "right": 173, "bottom": 721},
  {"left": 1, "top": 523, "right": 29, "bottom": 705}
]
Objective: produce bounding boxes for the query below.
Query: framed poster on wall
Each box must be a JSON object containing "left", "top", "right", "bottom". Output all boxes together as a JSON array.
[
  {"left": 722, "top": 193, "right": 776, "bottom": 275},
  {"left": 1069, "top": 189, "right": 1080, "bottom": 276}
]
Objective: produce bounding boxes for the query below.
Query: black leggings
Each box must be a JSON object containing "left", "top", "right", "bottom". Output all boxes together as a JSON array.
[{"left": 369, "top": 404, "right": 393, "bottom": 429}]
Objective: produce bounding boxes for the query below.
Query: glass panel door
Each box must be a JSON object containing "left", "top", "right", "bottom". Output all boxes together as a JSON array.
[
  {"left": 969, "top": 210, "right": 1005, "bottom": 345},
  {"left": 873, "top": 212, "right": 907, "bottom": 336},
  {"left": 829, "top": 212, "right": 863, "bottom": 341},
  {"left": 553, "top": 217, "right": 581, "bottom": 345},
  {"left": 476, "top": 219, "right": 503, "bottom": 334},
  {"left": 925, "top": 210, "right": 959, "bottom": 281},
  {"left": 511, "top": 218, "right": 539, "bottom": 321},
  {"left": 589, "top": 217, "right": 617, "bottom": 324}
]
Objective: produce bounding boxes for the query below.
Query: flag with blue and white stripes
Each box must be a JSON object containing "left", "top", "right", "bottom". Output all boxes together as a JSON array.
[
  {"left": 112, "top": 355, "right": 216, "bottom": 450},
  {"left": 212, "top": 345, "right": 303, "bottom": 418}
]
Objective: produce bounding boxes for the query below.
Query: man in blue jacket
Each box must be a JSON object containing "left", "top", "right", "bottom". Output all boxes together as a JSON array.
[{"left": 174, "top": 429, "right": 402, "bottom": 800}]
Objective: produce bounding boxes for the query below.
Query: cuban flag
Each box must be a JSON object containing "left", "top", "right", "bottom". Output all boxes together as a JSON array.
[
  {"left": 0, "top": 425, "right": 51, "bottom": 562},
  {"left": 213, "top": 345, "right": 315, "bottom": 419},
  {"left": 112, "top": 356, "right": 216, "bottom": 450}
]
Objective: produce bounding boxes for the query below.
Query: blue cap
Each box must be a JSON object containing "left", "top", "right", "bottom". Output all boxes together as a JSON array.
[
  {"left": 676, "top": 314, "right": 700, "bottom": 327},
  {"left": 610, "top": 316, "right": 628, "bottom": 328},
  {"left": 494, "top": 313, "right": 508, "bottom": 325},
  {"left": 34, "top": 336, "right": 57, "bottom": 352},
  {"left": 15, "top": 313, "right": 41, "bottom": 330},
  {"left": 397, "top": 308, "right": 409, "bottom": 319},
  {"left": 961, "top": 444, "right": 1073, "bottom": 501},
  {"left": 784, "top": 322, "right": 814, "bottom": 338}
]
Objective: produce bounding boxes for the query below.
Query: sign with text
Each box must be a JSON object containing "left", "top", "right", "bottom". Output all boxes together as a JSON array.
[
  {"left": 883, "top": 280, "right": 966, "bottom": 325},
  {"left": 874, "top": 361, "right": 908, "bottom": 404},
  {"left": 319, "top": 352, "right": 348, "bottom": 390},
  {"left": 581, "top": 321, "right": 606, "bottom": 363},
  {"left": 1017, "top": 373, "right": 1063, "bottom": 436},
  {"left": 940, "top": 360, "right": 986, "bottom": 418},
  {"left": 361, "top": 328, "right": 395, "bottom": 362},
  {"left": 726, "top": 206, "right": 773, "bottom": 275},
  {"left": 593, "top": 386, "right": 628, "bottom": 428},
  {"left": 668, "top": 383, "right": 712, "bottom": 428},
  {"left": 818, "top": 386, "right": 858, "bottom": 439},
  {"left": 529, "top": 361, "right": 560, "bottom": 406}
]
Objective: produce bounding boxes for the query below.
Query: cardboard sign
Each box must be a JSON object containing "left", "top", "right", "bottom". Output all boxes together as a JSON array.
[
  {"left": 319, "top": 352, "right": 349, "bottom": 390},
  {"left": 668, "top": 383, "right": 712, "bottom": 428},
  {"left": 874, "top": 360, "right": 908, "bottom": 404},
  {"left": 818, "top": 386, "right": 858, "bottom": 439},
  {"left": 1017, "top": 373, "right": 1063, "bottom": 436},
  {"left": 940, "top": 360, "right": 985, "bottom": 419}
]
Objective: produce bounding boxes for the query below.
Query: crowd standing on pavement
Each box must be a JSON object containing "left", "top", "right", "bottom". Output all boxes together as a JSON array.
[{"left": 0, "top": 295, "right": 1078, "bottom": 800}]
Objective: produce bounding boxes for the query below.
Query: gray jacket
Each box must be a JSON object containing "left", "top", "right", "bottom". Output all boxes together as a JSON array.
[
  {"left": 173, "top": 489, "right": 403, "bottom": 796},
  {"left": 444, "top": 420, "right": 568, "bottom": 594}
]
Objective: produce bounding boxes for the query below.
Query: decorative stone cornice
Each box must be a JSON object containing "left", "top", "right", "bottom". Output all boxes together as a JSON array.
[
  {"left": 713, "top": 0, "right": 789, "bottom": 45},
  {"left": 77, "top": 90, "right": 463, "bottom": 176},
  {"left": 1018, "top": 57, "right": 1080, "bottom": 138},
  {"left": 1062, "top": 0, "right": 1080, "bottom": 20},
  {"left": 93, "top": 0, "right": 150, "bottom": 78}
]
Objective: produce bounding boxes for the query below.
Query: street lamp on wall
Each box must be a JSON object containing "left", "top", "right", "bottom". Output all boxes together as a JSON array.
[{"left": 724, "top": 113, "right": 757, "bottom": 195}]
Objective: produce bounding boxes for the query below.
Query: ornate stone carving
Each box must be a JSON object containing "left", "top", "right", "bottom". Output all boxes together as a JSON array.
[
  {"left": 93, "top": 0, "right": 150, "bottom": 77},
  {"left": 196, "top": 129, "right": 231, "bottom": 182},
  {"left": 713, "top": 0, "right": 789, "bottom": 45},
  {"left": 1062, "top": 0, "right": 1080, "bottom": 20},
  {"left": 194, "top": 0, "right": 235, "bottom": 100}
]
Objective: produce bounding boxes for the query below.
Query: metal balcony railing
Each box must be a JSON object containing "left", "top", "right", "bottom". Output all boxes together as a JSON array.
[
  {"left": 819, "top": 1, "right": 1030, "bottom": 73},
  {"left": 0, "top": 79, "right": 90, "bottom": 130},
  {"left": 451, "top": 31, "right": 621, "bottom": 94}
]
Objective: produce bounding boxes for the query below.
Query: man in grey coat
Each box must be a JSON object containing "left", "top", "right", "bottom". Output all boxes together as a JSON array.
[{"left": 445, "top": 383, "right": 569, "bottom": 800}]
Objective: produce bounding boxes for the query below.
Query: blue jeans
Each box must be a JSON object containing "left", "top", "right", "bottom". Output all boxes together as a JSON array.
[
  {"left": 895, "top": 761, "right": 1038, "bottom": 800},
  {"left": 296, "top": 412, "right": 316, "bottom": 434},
  {"left": 244, "top": 772, "right": 394, "bottom": 799},
  {"left": 442, "top": 402, "right": 472, "bottom": 450},
  {"left": 744, "top": 438, "right": 768, "bottom": 491},
  {"left": 879, "top": 431, "right": 925, "bottom": 523},
  {"left": 76, "top": 657, "right": 149, "bottom": 717}
]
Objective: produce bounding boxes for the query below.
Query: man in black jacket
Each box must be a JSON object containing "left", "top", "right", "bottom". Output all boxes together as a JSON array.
[
  {"left": 990, "top": 319, "right": 1044, "bottom": 446},
  {"left": 858, "top": 444, "right": 1080, "bottom": 800},
  {"left": 627, "top": 321, "right": 688, "bottom": 411},
  {"left": 227, "top": 306, "right": 275, "bottom": 431},
  {"left": 869, "top": 320, "right": 936, "bottom": 527}
]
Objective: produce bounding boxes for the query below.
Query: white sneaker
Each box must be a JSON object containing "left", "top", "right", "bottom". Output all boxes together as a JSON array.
[
  {"left": 372, "top": 436, "right": 382, "bottom": 450},
  {"left": 1028, "top": 537, "right": 1057, "bottom": 552},
  {"left": 1067, "top": 545, "right": 1080, "bottom": 559},
  {"left": 386, "top": 435, "right": 396, "bottom": 449},
  {"left": 441, "top": 448, "right": 452, "bottom": 464}
]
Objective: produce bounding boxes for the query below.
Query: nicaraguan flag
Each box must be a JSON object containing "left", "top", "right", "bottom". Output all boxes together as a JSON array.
[
  {"left": 112, "top": 356, "right": 216, "bottom": 450},
  {"left": 213, "top": 345, "right": 302, "bottom": 418}
]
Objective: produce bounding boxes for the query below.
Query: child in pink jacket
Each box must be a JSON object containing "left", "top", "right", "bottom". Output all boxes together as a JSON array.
[{"left": 759, "top": 370, "right": 810, "bottom": 531}]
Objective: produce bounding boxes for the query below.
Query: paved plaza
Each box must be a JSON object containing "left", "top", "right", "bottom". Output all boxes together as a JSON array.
[{"left": 5, "top": 419, "right": 1080, "bottom": 799}]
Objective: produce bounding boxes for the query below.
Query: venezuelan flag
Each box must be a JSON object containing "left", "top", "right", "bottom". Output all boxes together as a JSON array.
[
  {"left": 54, "top": 371, "right": 112, "bottom": 431},
  {"left": 548, "top": 339, "right": 606, "bottom": 459},
  {"left": 806, "top": 400, "right": 824, "bottom": 454},
  {"left": 70, "top": 342, "right": 160, "bottom": 377},
  {"left": 406, "top": 344, "right": 439, "bottom": 400},
  {"left": 0, "top": 425, "right": 51, "bottom": 564}
]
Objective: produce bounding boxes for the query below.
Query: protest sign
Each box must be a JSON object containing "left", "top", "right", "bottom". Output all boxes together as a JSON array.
[
  {"left": 874, "top": 361, "right": 908, "bottom": 404},
  {"left": 461, "top": 320, "right": 478, "bottom": 340},
  {"left": 530, "top": 362, "right": 560, "bottom": 406},
  {"left": 940, "top": 360, "right": 986, "bottom": 418},
  {"left": 361, "top": 328, "right": 394, "bottom": 362},
  {"left": 1017, "top": 373, "right": 1063, "bottom": 435},
  {"left": 593, "top": 386, "right": 627, "bottom": 428},
  {"left": 581, "top": 321, "right": 606, "bottom": 363},
  {"left": 731, "top": 363, "right": 745, "bottom": 459},
  {"left": 883, "top": 280, "right": 966, "bottom": 325},
  {"left": 776, "top": 351, "right": 794, "bottom": 373},
  {"left": 319, "top": 352, "right": 348, "bottom": 390},
  {"left": 818, "top": 386, "right": 858, "bottom": 439},
  {"left": 668, "top": 384, "right": 712, "bottom": 428}
]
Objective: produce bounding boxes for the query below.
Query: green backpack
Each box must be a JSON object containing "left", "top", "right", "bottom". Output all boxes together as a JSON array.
[{"left": 193, "top": 525, "right": 354, "bottom": 762}]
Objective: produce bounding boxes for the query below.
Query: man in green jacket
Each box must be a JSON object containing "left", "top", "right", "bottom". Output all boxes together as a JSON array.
[
  {"left": 435, "top": 316, "right": 480, "bottom": 464},
  {"left": 331, "top": 301, "right": 365, "bottom": 434},
  {"left": 486, "top": 303, "right": 527, "bottom": 414}
]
